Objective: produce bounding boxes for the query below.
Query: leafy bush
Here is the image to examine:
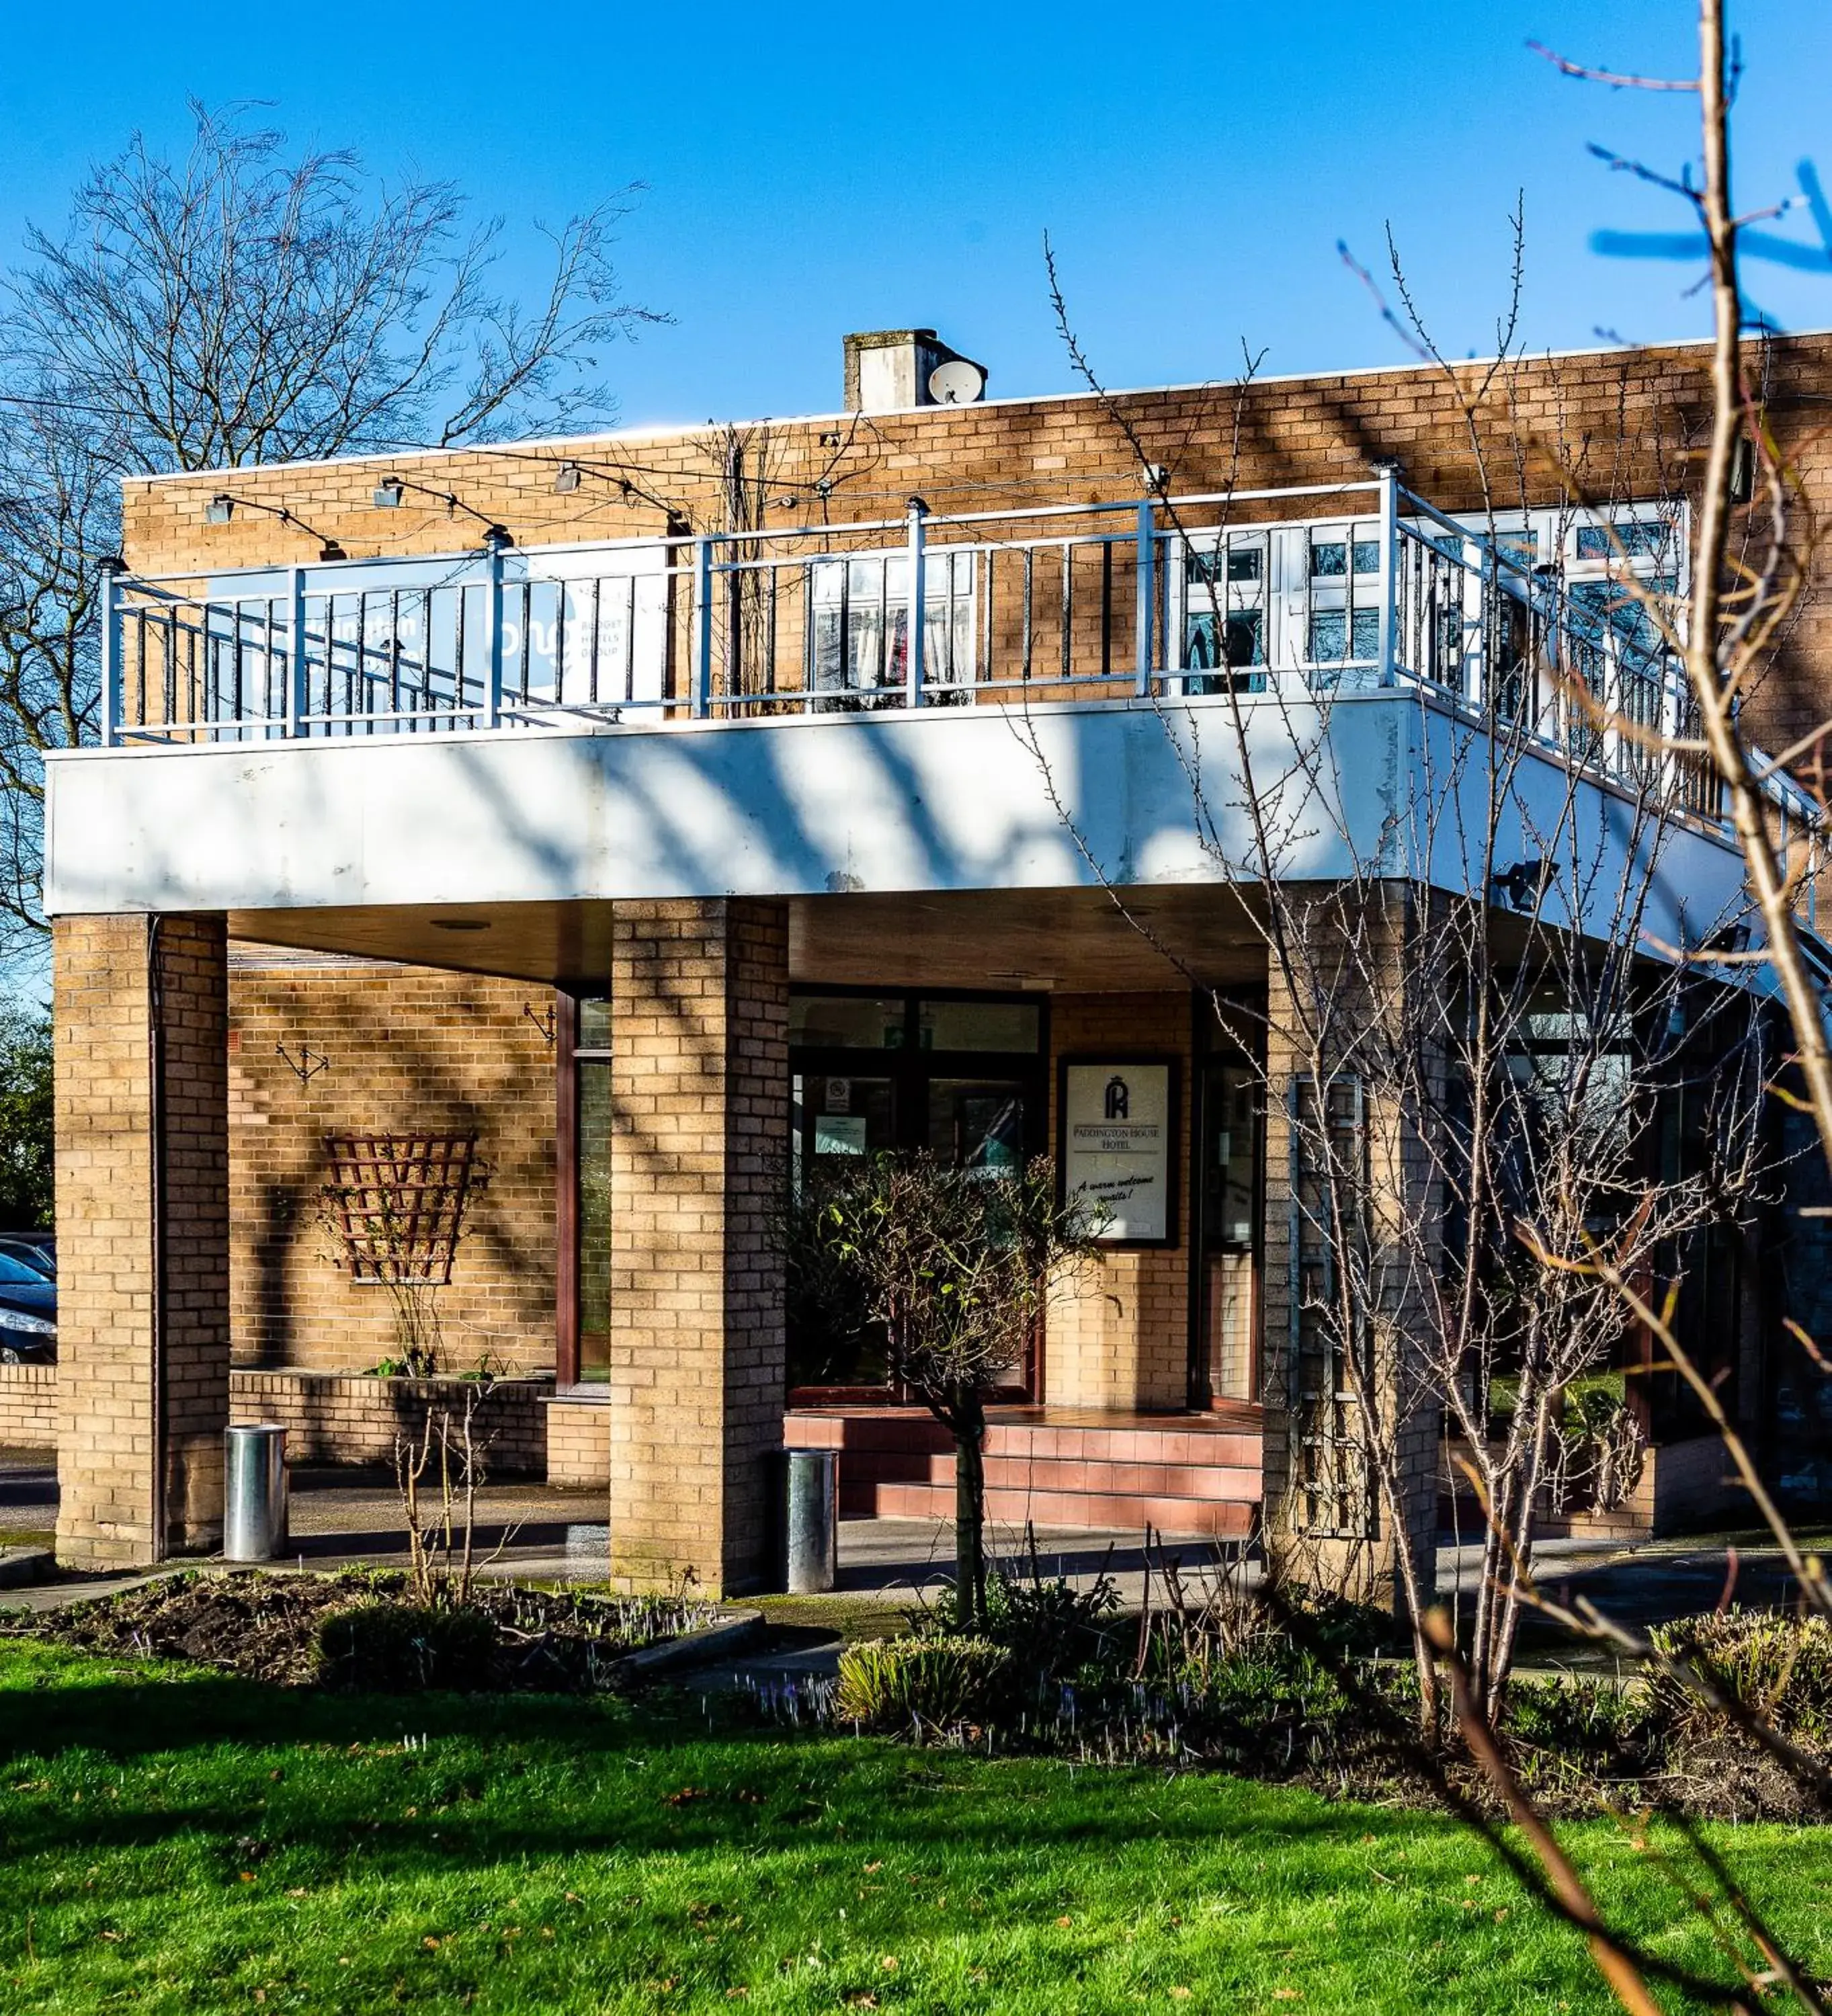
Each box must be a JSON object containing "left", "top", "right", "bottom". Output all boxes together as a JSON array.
[
  {"left": 916, "top": 1560, "right": 1122, "bottom": 1687},
  {"left": 1647, "top": 1608, "right": 1832, "bottom": 1742},
  {"left": 833, "top": 1636, "right": 1010, "bottom": 1731},
  {"left": 1508, "top": 1673, "right": 1650, "bottom": 1751},
  {"left": 317, "top": 1601, "right": 499, "bottom": 1691}
]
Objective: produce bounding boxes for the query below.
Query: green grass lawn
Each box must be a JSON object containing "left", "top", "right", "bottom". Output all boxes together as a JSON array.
[{"left": 1, "top": 1641, "right": 1829, "bottom": 2013}]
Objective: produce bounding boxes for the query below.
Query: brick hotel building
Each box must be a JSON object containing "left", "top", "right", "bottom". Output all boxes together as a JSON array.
[{"left": 31, "top": 328, "right": 1832, "bottom": 1591}]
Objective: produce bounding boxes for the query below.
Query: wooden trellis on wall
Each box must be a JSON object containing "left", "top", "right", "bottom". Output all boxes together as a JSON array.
[{"left": 323, "top": 1133, "right": 480, "bottom": 1285}]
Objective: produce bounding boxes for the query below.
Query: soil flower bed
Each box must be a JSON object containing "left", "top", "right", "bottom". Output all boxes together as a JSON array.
[{"left": 2, "top": 1570, "right": 722, "bottom": 1692}]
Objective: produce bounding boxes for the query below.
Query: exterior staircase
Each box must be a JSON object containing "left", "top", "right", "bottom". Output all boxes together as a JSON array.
[{"left": 783, "top": 1404, "right": 1262, "bottom": 1538}]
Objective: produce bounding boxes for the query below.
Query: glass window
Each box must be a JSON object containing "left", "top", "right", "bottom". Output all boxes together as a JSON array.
[
  {"left": 1187, "top": 542, "right": 1264, "bottom": 586},
  {"left": 917, "top": 998, "right": 1042, "bottom": 1053},
  {"left": 808, "top": 550, "right": 976, "bottom": 696},
  {"left": 1308, "top": 610, "right": 1380, "bottom": 663},
  {"left": 927, "top": 1079, "right": 1028, "bottom": 1174},
  {"left": 790, "top": 995, "right": 907, "bottom": 1049},
  {"left": 0, "top": 1253, "right": 49, "bottom": 1286},
  {"left": 1496, "top": 527, "right": 1538, "bottom": 567},
  {"left": 1310, "top": 538, "right": 1347, "bottom": 579},
  {"left": 803, "top": 1073, "right": 897, "bottom": 1159},
  {"left": 576, "top": 1062, "right": 612, "bottom": 1383},
  {"left": 1575, "top": 519, "right": 1673, "bottom": 562},
  {"left": 577, "top": 997, "right": 611, "bottom": 1052},
  {"left": 1351, "top": 538, "right": 1380, "bottom": 575}
]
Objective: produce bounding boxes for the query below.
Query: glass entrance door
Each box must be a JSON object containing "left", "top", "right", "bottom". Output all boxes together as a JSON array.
[
  {"left": 927, "top": 1078, "right": 1028, "bottom": 1174},
  {"left": 788, "top": 989, "right": 1047, "bottom": 1401}
]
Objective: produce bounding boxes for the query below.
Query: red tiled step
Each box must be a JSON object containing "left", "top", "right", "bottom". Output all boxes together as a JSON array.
[{"left": 870, "top": 1480, "right": 1255, "bottom": 1539}]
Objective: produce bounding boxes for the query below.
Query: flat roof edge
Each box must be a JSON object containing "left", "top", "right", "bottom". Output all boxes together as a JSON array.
[{"left": 123, "top": 327, "right": 1832, "bottom": 490}]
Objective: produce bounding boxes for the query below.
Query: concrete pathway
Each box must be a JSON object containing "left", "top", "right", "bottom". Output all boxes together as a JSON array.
[{"left": 0, "top": 1447, "right": 1815, "bottom": 1661}]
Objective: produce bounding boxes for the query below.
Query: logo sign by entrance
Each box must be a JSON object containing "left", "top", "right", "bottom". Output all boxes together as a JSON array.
[{"left": 1063, "top": 1060, "right": 1175, "bottom": 1243}]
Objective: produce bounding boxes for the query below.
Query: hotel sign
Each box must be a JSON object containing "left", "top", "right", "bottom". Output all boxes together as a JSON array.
[{"left": 1061, "top": 1059, "right": 1177, "bottom": 1245}]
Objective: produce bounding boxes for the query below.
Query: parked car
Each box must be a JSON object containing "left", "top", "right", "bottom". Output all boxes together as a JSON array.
[
  {"left": 0, "top": 1236, "right": 53, "bottom": 1277},
  {"left": 0, "top": 1250, "right": 55, "bottom": 1363}
]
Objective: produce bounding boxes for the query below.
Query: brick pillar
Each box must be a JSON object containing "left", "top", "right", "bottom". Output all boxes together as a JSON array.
[
  {"left": 54, "top": 914, "right": 230, "bottom": 1568},
  {"left": 1258, "top": 884, "right": 1441, "bottom": 1615},
  {"left": 608, "top": 898, "right": 788, "bottom": 1595}
]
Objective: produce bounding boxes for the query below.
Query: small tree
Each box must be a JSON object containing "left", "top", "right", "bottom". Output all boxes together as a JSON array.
[
  {"left": 0, "top": 1004, "right": 52, "bottom": 1230},
  {"left": 786, "top": 1152, "right": 1101, "bottom": 1626}
]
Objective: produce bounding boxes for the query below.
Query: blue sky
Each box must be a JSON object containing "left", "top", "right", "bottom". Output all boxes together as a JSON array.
[{"left": 0, "top": 1, "right": 1827, "bottom": 428}]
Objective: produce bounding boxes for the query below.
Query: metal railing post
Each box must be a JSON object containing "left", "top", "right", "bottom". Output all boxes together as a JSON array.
[
  {"left": 97, "top": 560, "right": 120, "bottom": 747},
  {"left": 287, "top": 566, "right": 308, "bottom": 739},
  {"left": 1134, "top": 497, "right": 1155, "bottom": 696},
  {"left": 1374, "top": 460, "right": 1399, "bottom": 685},
  {"left": 906, "top": 496, "right": 927, "bottom": 709},
  {"left": 692, "top": 536, "right": 714, "bottom": 718},
  {"left": 483, "top": 537, "right": 505, "bottom": 728}
]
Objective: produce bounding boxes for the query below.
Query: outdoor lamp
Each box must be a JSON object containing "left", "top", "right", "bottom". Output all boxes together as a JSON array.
[
  {"left": 372, "top": 478, "right": 405, "bottom": 509},
  {"left": 206, "top": 495, "right": 234, "bottom": 524},
  {"left": 552, "top": 462, "right": 582, "bottom": 494}
]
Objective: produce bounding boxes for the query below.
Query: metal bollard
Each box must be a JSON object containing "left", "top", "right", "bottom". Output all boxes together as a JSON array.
[
  {"left": 774, "top": 1449, "right": 838, "bottom": 1594},
  {"left": 223, "top": 1423, "right": 290, "bottom": 1562}
]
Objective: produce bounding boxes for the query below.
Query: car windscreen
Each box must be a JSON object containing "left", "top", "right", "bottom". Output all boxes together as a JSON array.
[{"left": 0, "top": 1253, "right": 51, "bottom": 1284}]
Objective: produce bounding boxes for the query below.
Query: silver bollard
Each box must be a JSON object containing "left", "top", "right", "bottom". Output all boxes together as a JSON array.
[
  {"left": 776, "top": 1448, "right": 838, "bottom": 1593},
  {"left": 223, "top": 1423, "right": 290, "bottom": 1562}
]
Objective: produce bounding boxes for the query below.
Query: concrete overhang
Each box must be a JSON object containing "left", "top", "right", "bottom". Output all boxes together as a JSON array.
[{"left": 44, "top": 692, "right": 1750, "bottom": 972}]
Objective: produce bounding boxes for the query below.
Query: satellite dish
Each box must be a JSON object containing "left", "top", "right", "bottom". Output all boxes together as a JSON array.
[{"left": 928, "top": 357, "right": 987, "bottom": 405}]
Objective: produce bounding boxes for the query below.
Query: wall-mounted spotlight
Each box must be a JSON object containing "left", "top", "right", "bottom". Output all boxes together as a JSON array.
[
  {"left": 544, "top": 458, "right": 660, "bottom": 511},
  {"left": 371, "top": 472, "right": 511, "bottom": 549},
  {"left": 204, "top": 492, "right": 345, "bottom": 560},
  {"left": 1490, "top": 858, "right": 1560, "bottom": 911}
]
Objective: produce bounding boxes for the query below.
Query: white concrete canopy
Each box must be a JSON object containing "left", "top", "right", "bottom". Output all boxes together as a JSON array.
[{"left": 45, "top": 691, "right": 1751, "bottom": 976}]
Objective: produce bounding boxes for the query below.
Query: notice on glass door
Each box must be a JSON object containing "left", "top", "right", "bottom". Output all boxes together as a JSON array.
[{"left": 1063, "top": 1062, "right": 1174, "bottom": 1242}]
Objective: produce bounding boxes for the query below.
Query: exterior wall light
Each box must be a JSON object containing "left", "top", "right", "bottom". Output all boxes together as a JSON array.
[
  {"left": 1491, "top": 858, "right": 1558, "bottom": 911},
  {"left": 206, "top": 492, "right": 347, "bottom": 559},
  {"left": 377, "top": 471, "right": 512, "bottom": 548},
  {"left": 552, "top": 462, "right": 582, "bottom": 494}
]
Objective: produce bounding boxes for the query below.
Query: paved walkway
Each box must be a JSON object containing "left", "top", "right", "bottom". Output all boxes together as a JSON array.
[{"left": 0, "top": 1447, "right": 1813, "bottom": 1656}]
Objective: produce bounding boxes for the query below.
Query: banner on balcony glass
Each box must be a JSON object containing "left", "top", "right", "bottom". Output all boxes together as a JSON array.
[{"left": 1062, "top": 1060, "right": 1175, "bottom": 1243}]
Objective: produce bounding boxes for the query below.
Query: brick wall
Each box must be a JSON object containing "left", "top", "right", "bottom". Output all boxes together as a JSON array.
[
  {"left": 230, "top": 1369, "right": 550, "bottom": 1474},
  {"left": 608, "top": 898, "right": 788, "bottom": 1593},
  {"left": 1045, "top": 993, "right": 1193, "bottom": 1410},
  {"left": 228, "top": 950, "right": 557, "bottom": 1379},
  {"left": 0, "top": 1364, "right": 56, "bottom": 1447},
  {"left": 118, "top": 334, "right": 1832, "bottom": 767},
  {"left": 546, "top": 1394, "right": 611, "bottom": 1486},
  {"left": 54, "top": 913, "right": 230, "bottom": 1568}
]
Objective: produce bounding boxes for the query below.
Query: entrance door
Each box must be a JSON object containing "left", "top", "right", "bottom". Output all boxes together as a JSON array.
[
  {"left": 1194, "top": 1056, "right": 1263, "bottom": 1403},
  {"left": 926, "top": 1077, "right": 1028, "bottom": 1174},
  {"left": 788, "top": 989, "right": 1047, "bottom": 1400}
]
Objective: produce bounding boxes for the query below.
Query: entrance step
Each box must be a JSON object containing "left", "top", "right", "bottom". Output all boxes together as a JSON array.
[{"left": 785, "top": 1405, "right": 1263, "bottom": 1540}]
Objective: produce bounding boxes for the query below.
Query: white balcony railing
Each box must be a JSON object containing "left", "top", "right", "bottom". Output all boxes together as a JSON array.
[{"left": 101, "top": 473, "right": 1726, "bottom": 822}]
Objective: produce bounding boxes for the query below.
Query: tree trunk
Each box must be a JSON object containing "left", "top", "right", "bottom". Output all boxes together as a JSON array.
[{"left": 952, "top": 1393, "right": 989, "bottom": 1629}]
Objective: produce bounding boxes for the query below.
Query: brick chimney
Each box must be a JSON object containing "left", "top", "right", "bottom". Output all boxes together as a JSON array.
[{"left": 843, "top": 330, "right": 987, "bottom": 413}]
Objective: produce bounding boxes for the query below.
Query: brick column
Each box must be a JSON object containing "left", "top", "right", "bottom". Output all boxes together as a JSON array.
[
  {"left": 1258, "top": 884, "right": 1441, "bottom": 1615},
  {"left": 608, "top": 898, "right": 788, "bottom": 1595},
  {"left": 54, "top": 914, "right": 231, "bottom": 1568}
]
